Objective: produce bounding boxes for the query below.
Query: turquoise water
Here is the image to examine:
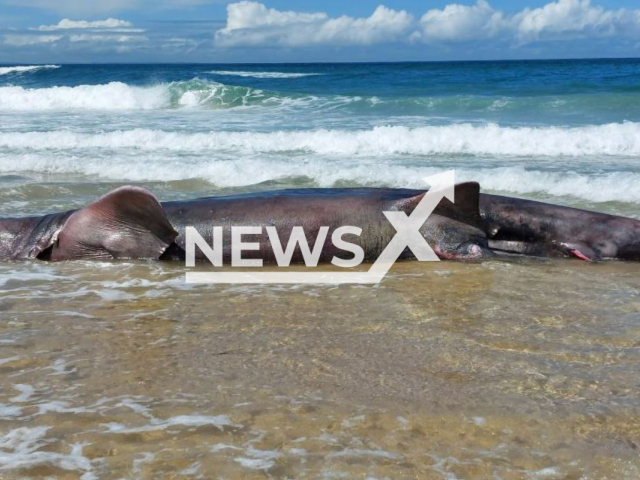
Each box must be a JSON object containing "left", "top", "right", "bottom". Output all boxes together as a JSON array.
[{"left": 0, "top": 60, "right": 639, "bottom": 216}]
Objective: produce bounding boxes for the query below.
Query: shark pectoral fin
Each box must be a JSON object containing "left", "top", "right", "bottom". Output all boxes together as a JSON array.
[
  {"left": 47, "top": 186, "right": 178, "bottom": 261},
  {"left": 570, "top": 249, "right": 593, "bottom": 262}
]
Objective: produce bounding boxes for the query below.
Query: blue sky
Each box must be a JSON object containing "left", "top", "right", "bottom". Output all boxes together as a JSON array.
[{"left": 1, "top": 0, "right": 639, "bottom": 63}]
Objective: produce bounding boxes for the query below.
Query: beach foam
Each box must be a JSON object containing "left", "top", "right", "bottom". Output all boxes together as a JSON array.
[
  {"left": 104, "top": 414, "right": 234, "bottom": 433},
  {"left": 1, "top": 153, "right": 639, "bottom": 203},
  {"left": 1, "top": 123, "right": 639, "bottom": 156},
  {"left": 0, "top": 427, "right": 94, "bottom": 478}
]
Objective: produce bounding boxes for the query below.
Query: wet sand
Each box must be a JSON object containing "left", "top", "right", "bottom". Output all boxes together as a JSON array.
[{"left": 1, "top": 258, "right": 640, "bottom": 479}]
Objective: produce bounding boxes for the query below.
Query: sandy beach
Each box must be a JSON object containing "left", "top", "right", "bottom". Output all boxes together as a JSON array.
[{"left": 1, "top": 258, "right": 639, "bottom": 478}]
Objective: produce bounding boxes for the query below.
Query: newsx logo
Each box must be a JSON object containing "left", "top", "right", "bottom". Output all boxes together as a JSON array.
[
  {"left": 186, "top": 224, "right": 364, "bottom": 269},
  {"left": 184, "top": 171, "right": 455, "bottom": 284}
]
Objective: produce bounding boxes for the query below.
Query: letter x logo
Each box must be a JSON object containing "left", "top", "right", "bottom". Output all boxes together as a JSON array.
[{"left": 367, "top": 170, "right": 454, "bottom": 279}]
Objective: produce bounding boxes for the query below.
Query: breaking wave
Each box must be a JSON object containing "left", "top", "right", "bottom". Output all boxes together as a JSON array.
[
  {"left": 3, "top": 78, "right": 638, "bottom": 116},
  {"left": 0, "top": 79, "right": 283, "bottom": 110},
  {"left": 207, "top": 71, "right": 320, "bottom": 78},
  {"left": 0, "top": 65, "right": 60, "bottom": 75},
  {"left": 1, "top": 123, "right": 639, "bottom": 157},
  {"left": 1, "top": 154, "right": 639, "bottom": 203}
]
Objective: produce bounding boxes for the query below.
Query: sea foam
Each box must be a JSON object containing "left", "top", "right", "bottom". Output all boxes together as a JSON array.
[
  {"left": 0, "top": 80, "right": 275, "bottom": 110},
  {"left": 0, "top": 65, "right": 60, "bottom": 75},
  {"left": 2, "top": 78, "right": 636, "bottom": 117},
  {"left": 0, "top": 427, "right": 94, "bottom": 477},
  {"left": 2, "top": 124, "right": 640, "bottom": 203},
  {"left": 208, "top": 70, "right": 319, "bottom": 78},
  {"left": 1, "top": 153, "right": 639, "bottom": 203},
  {"left": 0, "top": 82, "right": 167, "bottom": 110},
  {"left": 1, "top": 123, "right": 639, "bottom": 157}
]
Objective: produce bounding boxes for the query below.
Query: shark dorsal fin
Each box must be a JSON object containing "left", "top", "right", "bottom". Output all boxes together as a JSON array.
[{"left": 396, "top": 182, "right": 483, "bottom": 229}]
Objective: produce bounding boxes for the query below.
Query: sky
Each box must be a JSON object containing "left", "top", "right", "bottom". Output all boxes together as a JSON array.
[{"left": 0, "top": 0, "right": 639, "bottom": 63}]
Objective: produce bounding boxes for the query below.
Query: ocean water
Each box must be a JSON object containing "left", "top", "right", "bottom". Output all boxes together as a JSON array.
[
  {"left": 1, "top": 60, "right": 640, "bottom": 214},
  {"left": 1, "top": 60, "right": 640, "bottom": 479}
]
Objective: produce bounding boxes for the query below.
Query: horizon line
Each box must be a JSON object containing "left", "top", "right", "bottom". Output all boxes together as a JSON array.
[{"left": 1, "top": 56, "right": 639, "bottom": 66}]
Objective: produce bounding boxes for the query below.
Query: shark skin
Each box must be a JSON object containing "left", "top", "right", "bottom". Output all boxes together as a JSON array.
[
  {"left": 0, "top": 183, "right": 490, "bottom": 263},
  {"left": 1, "top": 184, "right": 638, "bottom": 263},
  {"left": 480, "top": 194, "right": 640, "bottom": 261}
]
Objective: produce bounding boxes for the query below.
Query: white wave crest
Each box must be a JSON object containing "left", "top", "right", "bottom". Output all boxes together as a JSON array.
[
  {"left": 0, "top": 65, "right": 60, "bottom": 75},
  {"left": 208, "top": 70, "right": 319, "bottom": 78},
  {"left": 0, "top": 80, "right": 279, "bottom": 110},
  {"left": 1, "top": 123, "right": 639, "bottom": 157},
  {"left": 0, "top": 82, "right": 167, "bottom": 110},
  {"left": 2, "top": 152, "right": 640, "bottom": 204}
]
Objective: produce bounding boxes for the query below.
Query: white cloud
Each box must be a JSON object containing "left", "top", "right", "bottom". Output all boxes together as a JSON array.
[
  {"left": 163, "top": 37, "right": 200, "bottom": 50},
  {"left": 3, "top": 17, "right": 147, "bottom": 49},
  {"left": 417, "top": 0, "right": 640, "bottom": 43},
  {"left": 37, "top": 18, "right": 134, "bottom": 31},
  {"left": 215, "top": 2, "right": 414, "bottom": 47},
  {"left": 216, "top": 0, "right": 640, "bottom": 48},
  {"left": 417, "top": 0, "right": 505, "bottom": 41},
  {"left": 2, "top": 0, "right": 640, "bottom": 59},
  {"left": 223, "top": 1, "right": 327, "bottom": 32},
  {"left": 68, "top": 34, "right": 148, "bottom": 43},
  {"left": 3, "top": 34, "right": 63, "bottom": 46},
  {"left": 514, "top": 0, "right": 636, "bottom": 41}
]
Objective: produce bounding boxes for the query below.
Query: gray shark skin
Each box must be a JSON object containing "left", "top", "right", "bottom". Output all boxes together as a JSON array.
[
  {"left": 160, "top": 184, "right": 489, "bottom": 263},
  {"left": 480, "top": 194, "right": 640, "bottom": 261},
  {"left": 0, "top": 183, "right": 489, "bottom": 263},
  {"left": 0, "top": 186, "right": 177, "bottom": 262},
  {"left": 0, "top": 213, "right": 72, "bottom": 261},
  {"left": 0, "top": 184, "right": 638, "bottom": 263}
]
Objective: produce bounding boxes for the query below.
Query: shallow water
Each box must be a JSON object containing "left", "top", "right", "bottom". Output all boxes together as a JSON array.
[{"left": 1, "top": 258, "right": 640, "bottom": 479}]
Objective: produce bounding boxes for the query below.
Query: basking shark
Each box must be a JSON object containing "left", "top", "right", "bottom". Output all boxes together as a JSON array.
[{"left": 0, "top": 183, "right": 638, "bottom": 263}]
